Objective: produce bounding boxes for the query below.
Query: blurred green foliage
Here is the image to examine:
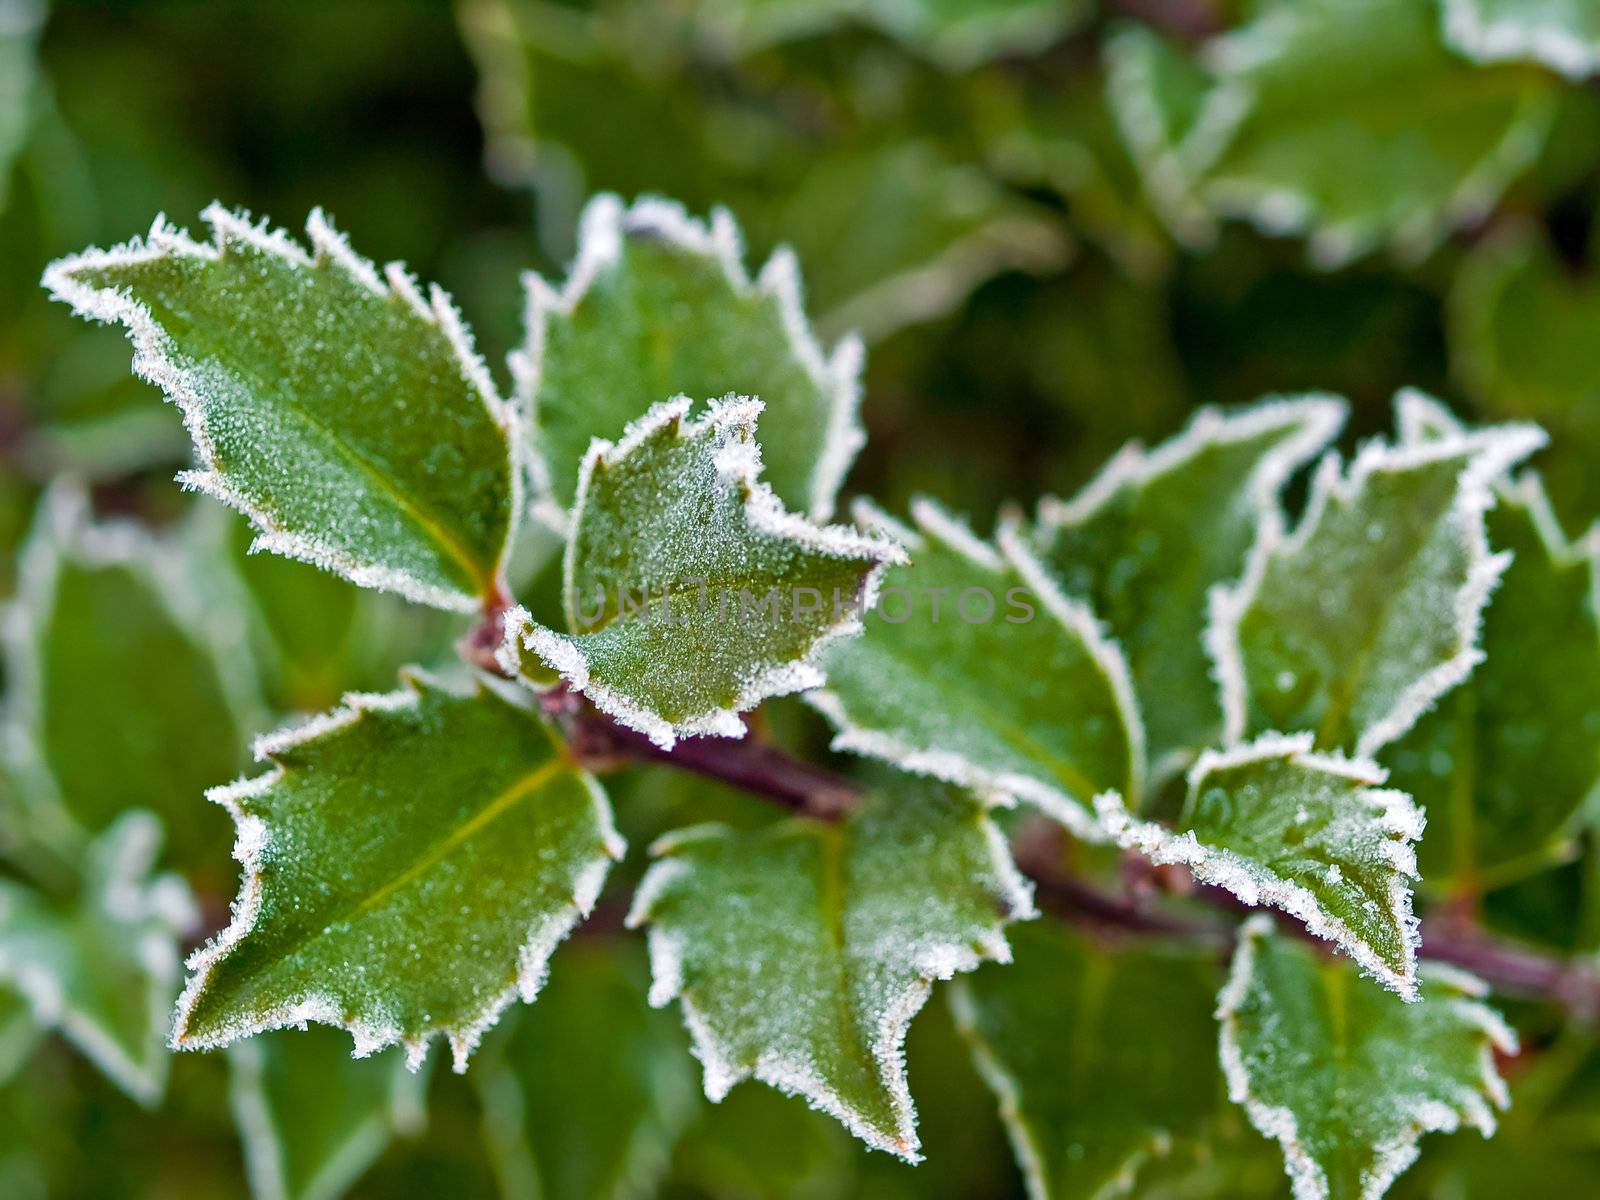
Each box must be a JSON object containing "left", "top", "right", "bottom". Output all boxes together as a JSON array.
[{"left": 6, "top": 1, "right": 1600, "bottom": 1197}]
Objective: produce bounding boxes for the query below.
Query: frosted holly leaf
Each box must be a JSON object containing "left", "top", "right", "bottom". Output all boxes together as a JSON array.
[
  {"left": 0, "top": 486, "right": 259, "bottom": 872},
  {"left": 172, "top": 672, "right": 623, "bottom": 1071},
  {"left": 0, "top": 0, "right": 44, "bottom": 215},
  {"left": 41, "top": 205, "right": 518, "bottom": 612},
  {"left": 1443, "top": 0, "right": 1600, "bottom": 79},
  {"left": 229, "top": 1027, "right": 428, "bottom": 1200},
  {"left": 756, "top": 141, "right": 1069, "bottom": 345},
  {"left": 1098, "top": 733, "right": 1423, "bottom": 997},
  {"left": 1208, "top": 416, "right": 1545, "bottom": 758},
  {"left": 810, "top": 498, "right": 1141, "bottom": 836},
  {"left": 1034, "top": 397, "right": 1343, "bottom": 781},
  {"left": 689, "top": 0, "right": 1089, "bottom": 69},
  {"left": 501, "top": 395, "right": 902, "bottom": 750},
  {"left": 1185, "top": 0, "right": 1556, "bottom": 268},
  {"left": 475, "top": 942, "right": 699, "bottom": 1200},
  {"left": 951, "top": 921, "right": 1223, "bottom": 1200},
  {"left": 626, "top": 775, "right": 1034, "bottom": 1160},
  {"left": 1219, "top": 915, "right": 1517, "bottom": 1200},
  {"left": 0, "top": 812, "right": 197, "bottom": 1106},
  {"left": 1384, "top": 392, "right": 1600, "bottom": 888},
  {"left": 522, "top": 194, "right": 862, "bottom": 528},
  {"left": 1104, "top": 22, "right": 1229, "bottom": 249}
]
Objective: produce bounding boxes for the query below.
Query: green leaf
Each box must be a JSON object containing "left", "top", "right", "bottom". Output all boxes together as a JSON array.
[
  {"left": 750, "top": 141, "right": 1071, "bottom": 345},
  {"left": 0, "top": 812, "right": 196, "bottom": 1105},
  {"left": 229, "top": 1026, "right": 428, "bottom": 1200},
  {"left": 1, "top": 486, "right": 259, "bottom": 871},
  {"left": 951, "top": 921, "right": 1224, "bottom": 1200},
  {"left": 0, "top": 990, "right": 43, "bottom": 1089},
  {"left": 172, "top": 673, "right": 623, "bottom": 1070},
  {"left": 1176, "top": 0, "right": 1556, "bottom": 268},
  {"left": 810, "top": 498, "right": 1141, "bottom": 837},
  {"left": 1209, "top": 412, "right": 1545, "bottom": 758},
  {"left": 1219, "top": 916, "right": 1516, "bottom": 1200},
  {"left": 1449, "top": 224, "right": 1600, "bottom": 518},
  {"left": 0, "top": 0, "right": 44, "bottom": 215},
  {"left": 42, "top": 205, "right": 518, "bottom": 611},
  {"left": 1443, "top": 0, "right": 1600, "bottom": 79},
  {"left": 521, "top": 194, "right": 863, "bottom": 526},
  {"left": 502, "top": 395, "right": 902, "bottom": 749},
  {"left": 1104, "top": 22, "right": 1223, "bottom": 250},
  {"left": 690, "top": 0, "right": 1090, "bottom": 69},
  {"left": 626, "top": 775, "right": 1033, "bottom": 1160},
  {"left": 1383, "top": 392, "right": 1600, "bottom": 889},
  {"left": 1033, "top": 397, "right": 1343, "bottom": 780},
  {"left": 1100, "top": 733, "right": 1423, "bottom": 997},
  {"left": 475, "top": 942, "right": 698, "bottom": 1200}
]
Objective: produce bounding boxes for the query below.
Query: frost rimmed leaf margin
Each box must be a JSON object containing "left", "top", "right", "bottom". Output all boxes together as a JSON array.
[
  {"left": 41, "top": 204, "right": 521, "bottom": 612},
  {"left": 807, "top": 497, "right": 1145, "bottom": 837},
  {"left": 625, "top": 785, "right": 1035, "bottom": 1162},
  {"left": 1207, "top": 416, "right": 1546, "bottom": 758},
  {"left": 0, "top": 813, "right": 198, "bottom": 1106},
  {"left": 516, "top": 192, "right": 865, "bottom": 530},
  {"left": 1097, "top": 733, "right": 1424, "bottom": 998},
  {"left": 1218, "top": 914, "right": 1517, "bottom": 1200},
  {"left": 171, "top": 674, "right": 622, "bottom": 1073},
  {"left": 501, "top": 395, "right": 903, "bottom": 750},
  {"left": 1034, "top": 394, "right": 1345, "bottom": 779},
  {"left": 1442, "top": 0, "right": 1600, "bottom": 80},
  {"left": 0, "top": 483, "right": 264, "bottom": 835}
]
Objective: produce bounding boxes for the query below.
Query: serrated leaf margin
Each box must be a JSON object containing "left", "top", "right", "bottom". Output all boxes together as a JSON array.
[
  {"left": 623, "top": 814, "right": 1036, "bottom": 1163},
  {"left": 0, "top": 812, "right": 198, "bottom": 1106},
  {"left": 1205, "top": 419, "right": 1546, "bottom": 758},
  {"left": 0, "top": 483, "right": 268, "bottom": 838},
  {"left": 502, "top": 394, "right": 904, "bottom": 750},
  {"left": 1441, "top": 0, "right": 1600, "bottom": 80},
  {"left": 804, "top": 496, "right": 1146, "bottom": 838},
  {"left": 1217, "top": 913, "right": 1517, "bottom": 1200},
  {"left": 1097, "top": 732, "right": 1424, "bottom": 999},
  {"left": 1195, "top": 6, "right": 1556, "bottom": 269},
  {"left": 515, "top": 193, "right": 865, "bottom": 531},
  {"left": 170, "top": 673, "right": 622, "bottom": 1073},
  {"left": 40, "top": 204, "right": 522, "bottom": 612}
]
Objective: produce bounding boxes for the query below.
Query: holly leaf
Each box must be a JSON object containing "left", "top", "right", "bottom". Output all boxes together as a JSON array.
[
  {"left": 0, "top": 812, "right": 197, "bottom": 1105},
  {"left": 42, "top": 205, "right": 518, "bottom": 611},
  {"left": 1033, "top": 397, "right": 1343, "bottom": 780},
  {"left": 229, "top": 1026, "right": 428, "bottom": 1200},
  {"left": 1178, "top": 0, "right": 1556, "bottom": 268},
  {"left": 950, "top": 921, "right": 1224, "bottom": 1200},
  {"left": 521, "top": 194, "right": 863, "bottom": 527},
  {"left": 1208, "top": 414, "right": 1545, "bottom": 758},
  {"left": 1384, "top": 393, "right": 1600, "bottom": 889},
  {"left": 1099, "top": 733, "right": 1424, "bottom": 998},
  {"left": 1218, "top": 916, "right": 1516, "bottom": 1200},
  {"left": 1, "top": 485, "right": 259, "bottom": 873},
  {"left": 1103, "top": 22, "right": 1224, "bottom": 250},
  {"left": 1443, "top": 0, "right": 1600, "bottom": 79},
  {"left": 172, "top": 673, "right": 623, "bottom": 1070},
  {"left": 808, "top": 498, "right": 1141, "bottom": 837},
  {"left": 475, "top": 942, "right": 698, "bottom": 1200},
  {"left": 626, "top": 775, "right": 1033, "bottom": 1160},
  {"left": 502, "top": 395, "right": 902, "bottom": 750}
]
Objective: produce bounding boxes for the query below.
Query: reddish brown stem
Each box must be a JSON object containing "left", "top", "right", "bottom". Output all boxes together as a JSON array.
[{"left": 553, "top": 698, "right": 1600, "bottom": 1019}]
